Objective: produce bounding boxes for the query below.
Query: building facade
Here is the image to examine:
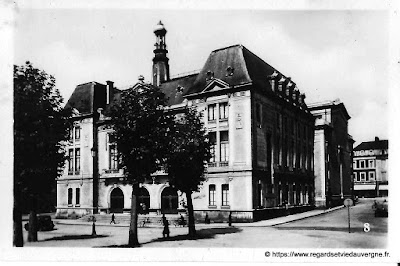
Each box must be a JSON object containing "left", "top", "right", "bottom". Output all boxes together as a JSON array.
[
  {"left": 353, "top": 137, "right": 388, "bottom": 198},
  {"left": 56, "top": 21, "right": 316, "bottom": 222},
  {"left": 309, "top": 100, "right": 354, "bottom": 208}
]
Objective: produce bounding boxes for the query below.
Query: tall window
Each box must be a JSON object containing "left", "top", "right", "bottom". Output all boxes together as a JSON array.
[
  {"left": 208, "top": 104, "right": 216, "bottom": 121},
  {"left": 75, "top": 148, "right": 80, "bottom": 174},
  {"left": 276, "top": 136, "right": 281, "bottom": 165},
  {"left": 369, "top": 171, "right": 375, "bottom": 181},
  {"left": 209, "top": 184, "right": 216, "bottom": 206},
  {"left": 69, "top": 128, "right": 74, "bottom": 141},
  {"left": 74, "top": 126, "right": 81, "bottom": 141},
  {"left": 219, "top": 102, "right": 228, "bottom": 120},
  {"left": 75, "top": 188, "right": 80, "bottom": 205},
  {"left": 109, "top": 144, "right": 118, "bottom": 170},
  {"left": 256, "top": 103, "right": 262, "bottom": 124},
  {"left": 360, "top": 160, "right": 366, "bottom": 169},
  {"left": 68, "top": 149, "right": 74, "bottom": 174},
  {"left": 220, "top": 131, "right": 229, "bottom": 163},
  {"left": 222, "top": 184, "right": 229, "bottom": 206},
  {"left": 291, "top": 141, "right": 295, "bottom": 168},
  {"left": 368, "top": 160, "right": 375, "bottom": 168},
  {"left": 276, "top": 113, "right": 281, "bottom": 130},
  {"left": 209, "top": 132, "right": 217, "bottom": 163},
  {"left": 355, "top": 172, "right": 360, "bottom": 182},
  {"left": 360, "top": 172, "right": 366, "bottom": 181},
  {"left": 68, "top": 188, "right": 73, "bottom": 205}
]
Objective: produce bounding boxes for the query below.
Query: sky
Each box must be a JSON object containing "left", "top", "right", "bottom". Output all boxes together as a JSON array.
[{"left": 12, "top": 3, "right": 392, "bottom": 146}]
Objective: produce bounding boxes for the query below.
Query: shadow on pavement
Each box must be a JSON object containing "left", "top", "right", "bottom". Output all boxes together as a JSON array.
[
  {"left": 40, "top": 234, "right": 108, "bottom": 242},
  {"left": 99, "top": 226, "right": 242, "bottom": 248},
  {"left": 274, "top": 226, "right": 387, "bottom": 233}
]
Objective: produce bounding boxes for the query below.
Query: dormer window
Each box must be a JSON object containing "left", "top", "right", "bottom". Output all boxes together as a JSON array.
[
  {"left": 226, "top": 66, "right": 234, "bottom": 77},
  {"left": 206, "top": 71, "right": 214, "bottom": 81},
  {"left": 176, "top": 85, "right": 184, "bottom": 93}
]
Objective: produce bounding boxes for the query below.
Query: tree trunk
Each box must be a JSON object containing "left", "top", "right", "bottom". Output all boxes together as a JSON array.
[
  {"left": 128, "top": 183, "right": 139, "bottom": 247},
  {"left": 13, "top": 180, "right": 23, "bottom": 247},
  {"left": 27, "top": 195, "right": 38, "bottom": 242},
  {"left": 185, "top": 190, "right": 196, "bottom": 237}
]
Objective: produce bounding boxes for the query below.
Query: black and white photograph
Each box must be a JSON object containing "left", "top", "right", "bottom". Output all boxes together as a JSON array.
[{"left": 1, "top": 0, "right": 399, "bottom": 264}]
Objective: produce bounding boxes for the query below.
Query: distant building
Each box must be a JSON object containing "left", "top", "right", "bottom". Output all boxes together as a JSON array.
[
  {"left": 309, "top": 100, "right": 354, "bottom": 208},
  {"left": 56, "top": 21, "right": 316, "bottom": 222},
  {"left": 353, "top": 137, "right": 388, "bottom": 198}
]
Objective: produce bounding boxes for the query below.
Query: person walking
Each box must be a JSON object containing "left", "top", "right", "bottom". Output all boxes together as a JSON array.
[
  {"left": 162, "top": 214, "right": 170, "bottom": 238},
  {"left": 110, "top": 213, "right": 116, "bottom": 224}
]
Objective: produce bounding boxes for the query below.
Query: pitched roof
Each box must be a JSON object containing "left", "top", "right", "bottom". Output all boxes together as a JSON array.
[
  {"left": 160, "top": 73, "right": 198, "bottom": 106},
  {"left": 65, "top": 82, "right": 97, "bottom": 114},
  {"left": 308, "top": 99, "right": 351, "bottom": 120},
  {"left": 354, "top": 139, "right": 388, "bottom": 151},
  {"left": 186, "top": 44, "right": 279, "bottom": 96}
]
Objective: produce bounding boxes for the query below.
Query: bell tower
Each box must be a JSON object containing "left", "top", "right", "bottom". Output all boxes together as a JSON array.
[{"left": 152, "top": 21, "right": 170, "bottom": 86}]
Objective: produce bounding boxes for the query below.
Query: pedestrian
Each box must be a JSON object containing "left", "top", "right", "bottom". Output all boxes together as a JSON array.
[
  {"left": 228, "top": 212, "right": 232, "bottom": 226},
  {"left": 110, "top": 213, "right": 116, "bottom": 224},
  {"left": 179, "top": 214, "right": 186, "bottom": 226},
  {"left": 372, "top": 200, "right": 377, "bottom": 210},
  {"left": 205, "top": 213, "right": 210, "bottom": 224},
  {"left": 162, "top": 214, "right": 170, "bottom": 238}
]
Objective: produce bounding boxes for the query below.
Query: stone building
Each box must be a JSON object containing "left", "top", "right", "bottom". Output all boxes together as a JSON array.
[
  {"left": 309, "top": 100, "right": 354, "bottom": 208},
  {"left": 56, "top": 21, "right": 315, "bottom": 222},
  {"left": 353, "top": 137, "right": 388, "bottom": 198}
]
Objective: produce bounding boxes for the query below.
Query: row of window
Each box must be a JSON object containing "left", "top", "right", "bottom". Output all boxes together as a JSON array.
[
  {"left": 209, "top": 184, "right": 229, "bottom": 206},
  {"left": 353, "top": 159, "right": 375, "bottom": 169},
  {"left": 68, "top": 188, "right": 80, "bottom": 206},
  {"left": 208, "top": 102, "right": 228, "bottom": 121},
  {"left": 354, "top": 171, "right": 375, "bottom": 182},
  {"left": 275, "top": 137, "right": 311, "bottom": 170},
  {"left": 68, "top": 141, "right": 119, "bottom": 175},
  {"left": 276, "top": 182, "right": 312, "bottom": 206}
]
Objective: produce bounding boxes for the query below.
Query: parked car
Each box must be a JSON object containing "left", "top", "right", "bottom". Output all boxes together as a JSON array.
[
  {"left": 24, "top": 215, "right": 55, "bottom": 231},
  {"left": 374, "top": 199, "right": 388, "bottom": 217}
]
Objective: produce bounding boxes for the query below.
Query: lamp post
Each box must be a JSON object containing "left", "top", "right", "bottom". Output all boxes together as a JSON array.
[{"left": 91, "top": 146, "right": 98, "bottom": 214}]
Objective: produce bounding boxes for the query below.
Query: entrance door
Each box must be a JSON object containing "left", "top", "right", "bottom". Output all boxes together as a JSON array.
[
  {"left": 110, "top": 187, "right": 124, "bottom": 213},
  {"left": 138, "top": 187, "right": 150, "bottom": 214},
  {"left": 161, "top": 186, "right": 178, "bottom": 214}
]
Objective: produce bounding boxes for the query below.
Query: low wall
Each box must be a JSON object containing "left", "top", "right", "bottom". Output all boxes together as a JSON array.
[
  {"left": 194, "top": 210, "right": 253, "bottom": 223},
  {"left": 55, "top": 207, "right": 93, "bottom": 219},
  {"left": 253, "top": 205, "right": 314, "bottom": 222}
]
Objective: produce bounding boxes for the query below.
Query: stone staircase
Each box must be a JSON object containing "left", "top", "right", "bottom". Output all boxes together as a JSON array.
[{"left": 79, "top": 213, "right": 187, "bottom": 227}]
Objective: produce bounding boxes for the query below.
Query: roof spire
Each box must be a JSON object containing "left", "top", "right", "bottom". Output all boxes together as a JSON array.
[{"left": 152, "top": 20, "right": 170, "bottom": 86}]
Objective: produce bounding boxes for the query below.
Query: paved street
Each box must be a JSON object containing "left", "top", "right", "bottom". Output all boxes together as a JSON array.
[{"left": 22, "top": 198, "right": 387, "bottom": 248}]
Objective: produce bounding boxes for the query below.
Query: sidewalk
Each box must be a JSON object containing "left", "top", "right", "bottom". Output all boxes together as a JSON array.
[{"left": 54, "top": 205, "right": 344, "bottom": 228}]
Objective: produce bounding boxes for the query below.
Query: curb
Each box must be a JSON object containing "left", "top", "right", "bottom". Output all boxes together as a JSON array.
[
  {"left": 54, "top": 206, "right": 345, "bottom": 228},
  {"left": 269, "top": 205, "right": 345, "bottom": 227}
]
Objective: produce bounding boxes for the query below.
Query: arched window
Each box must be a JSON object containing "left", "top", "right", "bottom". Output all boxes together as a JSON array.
[
  {"left": 161, "top": 186, "right": 178, "bottom": 214},
  {"left": 110, "top": 187, "right": 124, "bottom": 213},
  {"left": 138, "top": 187, "right": 150, "bottom": 214}
]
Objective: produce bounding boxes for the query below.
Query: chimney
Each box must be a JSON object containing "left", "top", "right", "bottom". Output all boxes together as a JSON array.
[
  {"left": 293, "top": 89, "right": 300, "bottom": 104},
  {"left": 278, "top": 76, "right": 285, "bottom": 94},
  {"left": 267, "top": 71, "right": 279, "bottom": 92},
  {"left": 299, "top": 93, "right": 306, "bottom": 105},
  {"left": 285, "top": 77, "right": 292, "bottom": 98},
  {"left": 106, "top": 80, "right": 114, "bottom": 105}
]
